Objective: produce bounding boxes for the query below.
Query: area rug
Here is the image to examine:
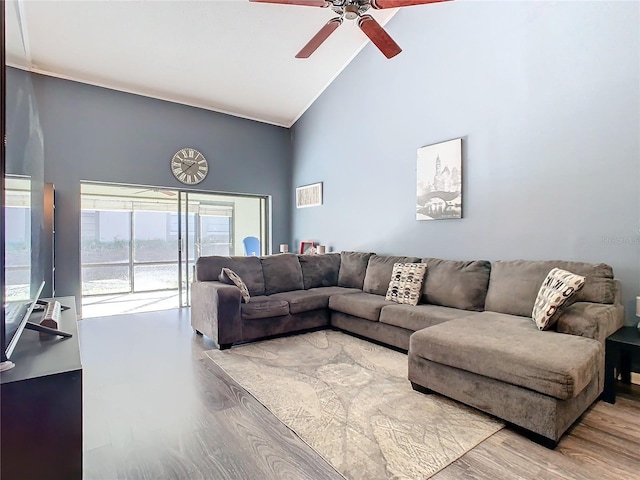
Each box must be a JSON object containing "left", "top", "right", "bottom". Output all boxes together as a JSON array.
[{"left": 205, "top": 330, "right": 503, "bottom": 480}]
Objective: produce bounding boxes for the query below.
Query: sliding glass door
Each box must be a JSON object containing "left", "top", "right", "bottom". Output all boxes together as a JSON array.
[
  {"left": 177, "top": 192, "right": 268, "bottom": 306},
  {"left": 80, "top": 183, "right": 268, "bottom": 313}
]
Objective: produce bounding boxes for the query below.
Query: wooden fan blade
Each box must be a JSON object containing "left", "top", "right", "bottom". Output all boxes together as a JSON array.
[
  {"left": 250, "top": 0, "right": 328, "bottom": 7},
  {"left": 296, "top": 18, "right": 343, "bottom": 58},
  {"left": 370, "top": 0, "right": 450, "bottom": 9},
  {"left": 357, "top": 15, "right": 402, "bottom": 59}
]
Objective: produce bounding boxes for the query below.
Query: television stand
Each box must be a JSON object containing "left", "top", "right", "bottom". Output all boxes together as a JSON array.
[{"left": 0, "top": 296, "right": 82, "bottom": 480}]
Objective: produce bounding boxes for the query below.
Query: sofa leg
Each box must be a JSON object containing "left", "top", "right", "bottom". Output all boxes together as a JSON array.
[
  {"left": 219, "top": 343, "right": 232, "bottom": 350},
  {"left": 194, "top": 329, "right": 203, "bottom": 336},
  {"left": 510, "top": 424, "right": 559, "bottom": 449},
  {"left": 538, "top": 436, "right": 558, "bottom": 450},
  {"left": 411, "top": 382, "right": 434, "bottom": 395}
]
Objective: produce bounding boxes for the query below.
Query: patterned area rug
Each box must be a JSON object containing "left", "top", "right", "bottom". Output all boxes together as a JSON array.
[{"left": 205, "top": 330, "right": 503, "bottom": 480}]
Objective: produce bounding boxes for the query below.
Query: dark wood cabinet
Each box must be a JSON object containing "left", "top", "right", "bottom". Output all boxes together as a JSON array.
[
  {"left": 0, "top": 297, "right": 82, "bottom": 480},
  {"left": 603, "top": 326, "right": 640, "bottom": 404}
]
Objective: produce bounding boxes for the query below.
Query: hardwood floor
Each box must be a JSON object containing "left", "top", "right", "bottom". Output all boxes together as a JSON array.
[
  {"left": 79, "top": 309, "right": 342, "bottom": 480},
  {"left": 79, "top": 310, "right": 640, "bottom": 479}
]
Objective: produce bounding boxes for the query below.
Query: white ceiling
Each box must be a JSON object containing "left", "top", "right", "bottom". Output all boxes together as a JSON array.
[{"left": 5, "top": 0, "right": 405, "bottom": 127}]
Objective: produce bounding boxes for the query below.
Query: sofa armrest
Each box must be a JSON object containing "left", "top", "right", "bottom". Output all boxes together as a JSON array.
[
  {"left": 191, "top": 281, "right": 242, "bottom": 347},
  {"left": 556, "top": 302, "right": 624, "bottom": 344}
]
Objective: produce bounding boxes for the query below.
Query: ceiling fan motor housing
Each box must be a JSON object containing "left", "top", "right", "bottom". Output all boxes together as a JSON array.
[{"left": 344, "top": 4, "right": 359, "bottom": 19}]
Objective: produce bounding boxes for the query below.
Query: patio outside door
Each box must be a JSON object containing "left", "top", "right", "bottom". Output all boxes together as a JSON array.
[
  {"left": 177, "top": 191, "right": 268, "bottom": 307},
  {"left": 81, "top": 183, "right": 268, "bottom": 316}
]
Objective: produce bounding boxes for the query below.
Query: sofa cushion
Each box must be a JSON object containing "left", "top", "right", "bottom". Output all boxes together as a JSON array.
[
  {"left": 195, "top": 255, "right": 265, "bottom": 296},
  {"left": 269, "top": 288, "right": 353, "bottom": 314},
  {"left": 485, "top": 260, "right": 616, "bottom": 317},
  {"left": 338, "top": 252, "right": 374, "bottom": 289},
  {"left": 532, "top": 268, "right": 586, "bottom": 331},
  {"left": 380, "top": 304, "right": 477, "bottom": 332},
  {"left": 260, "top": 255, "right": 304, "bottom": 295},
  {"left": 219, "top": 267, "right": 251, "bottom": 303},
  {"left": 308, "top": 286, "right": 362, "bottom": 296},
  {"left": 421, "top": 258, "right": 491, "bottom": 311},
  {"left": 385, "top": 263, "right": 427, "bottom": 306},
  {"left": 329, "top": 292, "right": 396, "bottom": 322},
  {"left": 363, "top": 255, "right": 420, "bottom": 296},
  {"left": 556, "top": 301, "right": 624, "bottom": 343},
  {"left": 409, "top": 311, "right": 601, "bottom": 400},
  {"left": 298, "top": 253, "right": 341, "bottom": 289},
  {"left": 241, "top": 296, "right": 289, "bottom": 320}
]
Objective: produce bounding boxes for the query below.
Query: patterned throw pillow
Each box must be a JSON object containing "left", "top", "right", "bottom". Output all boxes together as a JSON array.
[
  {"left": 385, "top": 263, "right": 427, "bottom": 306},
  {"left": 532, "top": 268, "right": 586, "bottom": 330},
  {"left": 218, "top": 267, "right": 251, "bottom": 303}
]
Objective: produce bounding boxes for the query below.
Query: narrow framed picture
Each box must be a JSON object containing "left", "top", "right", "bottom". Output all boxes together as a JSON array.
[
  {"left": 296, "top": 182, "right": 323, "bottom": 208},
  {"left": 416, "top": 138, "right": 462, "bottom": 220}
]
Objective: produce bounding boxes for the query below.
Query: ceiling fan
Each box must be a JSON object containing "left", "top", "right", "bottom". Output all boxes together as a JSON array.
[
  {"left": 250, "top": 0, "right": 450, "bottom": 59},
  {"left": 132, "top": 188, "right": 176, "bottom": 197}
]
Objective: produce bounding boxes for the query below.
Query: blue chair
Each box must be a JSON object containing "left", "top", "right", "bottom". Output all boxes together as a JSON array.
[{"left": 243, "top": 236, "right": 260, "bottom": 256}]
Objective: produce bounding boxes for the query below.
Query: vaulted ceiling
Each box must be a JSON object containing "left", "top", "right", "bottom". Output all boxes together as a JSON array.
[{"left": 4, "top": 0, "right": 412, "bottom": 127}]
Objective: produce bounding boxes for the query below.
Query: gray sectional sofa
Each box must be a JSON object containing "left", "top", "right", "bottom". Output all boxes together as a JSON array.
[{"left": 191, "top": 251, "right": 624, "bottom": 446}]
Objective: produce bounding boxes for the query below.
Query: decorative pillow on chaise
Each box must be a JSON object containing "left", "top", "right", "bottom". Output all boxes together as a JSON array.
[
  {"left": 385, "top": 263, "right": 427, "bottom": 306},
  {"left": 219, "top": 267, "right": 251, "bottom": 303},
  {"left": 532, "top": 268, "right": 585, "bottom": 330}
]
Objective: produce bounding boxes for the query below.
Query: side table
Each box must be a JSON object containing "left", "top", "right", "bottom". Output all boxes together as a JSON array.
[{"left": 603, "top": 326, "right": 640, "bottom": 404}]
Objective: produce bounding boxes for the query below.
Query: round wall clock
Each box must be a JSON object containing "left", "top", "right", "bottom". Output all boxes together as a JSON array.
[{"left": 170, "top": 148, "right": 209, "bottom": 185}]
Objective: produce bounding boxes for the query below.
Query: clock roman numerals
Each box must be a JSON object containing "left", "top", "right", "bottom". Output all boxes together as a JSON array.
[{"left": 171, "top": 148, "right": 209, "bottom": 185}]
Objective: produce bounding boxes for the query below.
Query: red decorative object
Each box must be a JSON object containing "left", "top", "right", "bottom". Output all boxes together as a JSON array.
[{"left": 299, "top": 241, "right": 315, "bottom": 254}]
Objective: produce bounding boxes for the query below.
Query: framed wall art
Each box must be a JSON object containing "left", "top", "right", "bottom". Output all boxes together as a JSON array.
[
  {"left": 299, "top": 241, "right": 316, "bottom": 254},
  {"left": 296, "top": 182, "right": 323, "bottom": 208},
  {"left": 416, "top": 138, "right": 462, "bottom": 220}
]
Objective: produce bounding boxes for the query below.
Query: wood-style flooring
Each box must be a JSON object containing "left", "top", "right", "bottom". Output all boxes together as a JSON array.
[{"left": 79, "top": 309, "right": 640, "bottom": 480}]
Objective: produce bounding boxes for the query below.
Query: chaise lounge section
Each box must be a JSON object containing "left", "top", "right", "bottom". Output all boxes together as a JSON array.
[
  {"left": 190, "top": 251, "right": 624, "bottom": 446},
  {"left": 407, "top": 259, "right": 623, "bottom": 445}
]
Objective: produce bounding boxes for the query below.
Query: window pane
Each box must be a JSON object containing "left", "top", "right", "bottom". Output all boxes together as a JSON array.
[
  {"left": 134, "top": 211, "right": 176, "bottom": 262},
  {"left": 5, "top": 206, "right": 31, "bottom": 300},
  {"left": 5, "top": 267, "right": 30, "bottom": 301},
  {"left": 82, "top": 265, "right": 130, "bottom": 295},
  {"left": 134, "top": 264, "right": 179, "bottom": 292},
  {"left": 81, "top": 210, "right": 131, "bottom": 264},
  {"left": 200, "top": 216, "right": 231, "bottom": 256}
]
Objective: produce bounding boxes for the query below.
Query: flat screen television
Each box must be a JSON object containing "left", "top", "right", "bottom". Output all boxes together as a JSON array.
[
  {"left": 2, "top": 2, "right": 49, "bottom": 369},
  {"left": 2, "top": 280, "right": 44, "bottom": 364}
]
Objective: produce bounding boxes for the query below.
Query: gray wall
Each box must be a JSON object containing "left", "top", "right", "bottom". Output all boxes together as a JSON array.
[
  {"left": 8, "top": 68, "right": 292, "bottom": 309},
  {"left": 291, "top": 1, "right": 640, "bottom": 323}
]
